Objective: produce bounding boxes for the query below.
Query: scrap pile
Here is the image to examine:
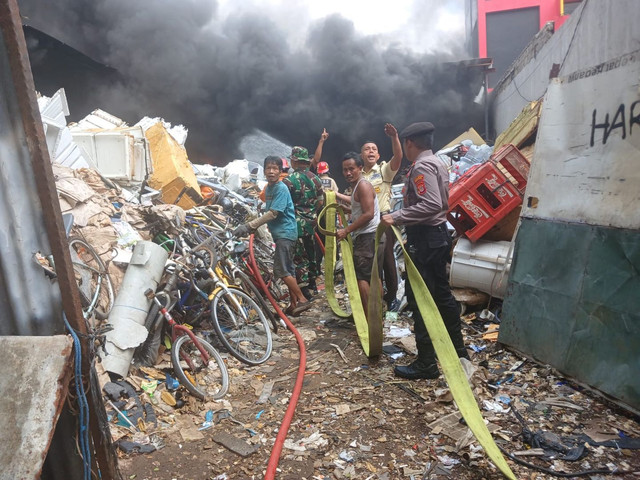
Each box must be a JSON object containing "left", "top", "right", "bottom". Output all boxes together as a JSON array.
[{"left": 38, "top": 89, "right": 295, "bottom": 451}]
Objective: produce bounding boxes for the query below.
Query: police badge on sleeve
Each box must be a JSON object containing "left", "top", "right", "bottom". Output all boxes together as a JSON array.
[{"left": 414, "top": 174, "right": 427, "bottom": 195}]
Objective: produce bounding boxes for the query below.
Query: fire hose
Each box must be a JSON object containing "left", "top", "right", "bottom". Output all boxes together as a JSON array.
[
  {"left": 246, "top": 234, "right": 307, "bottom": 480},
  {"left": 248, "top": 189, "right": 516, "bottom": 479},
  {"left": 316, "top": 193, "right": 382, "bottom": 356},
  {"left": 318, "top": 190, "right": 517, "bottom": 479}
]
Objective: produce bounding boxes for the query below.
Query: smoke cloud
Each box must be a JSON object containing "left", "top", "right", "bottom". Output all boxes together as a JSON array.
[{"left": 18, "top": 0, "right": 483, "bottom": 171}]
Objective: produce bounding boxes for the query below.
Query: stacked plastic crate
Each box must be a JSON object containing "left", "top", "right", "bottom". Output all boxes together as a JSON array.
[{"left": 447, "top": 144, "right": 530, "bottom": 242}]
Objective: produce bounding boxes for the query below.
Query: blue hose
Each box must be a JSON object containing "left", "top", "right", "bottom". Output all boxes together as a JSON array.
[{"left": 63, "top": 314, "right": 92, "bottom": 480}]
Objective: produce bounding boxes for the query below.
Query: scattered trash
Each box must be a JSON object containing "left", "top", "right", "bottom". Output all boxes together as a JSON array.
[
  {"left": 436, "top": 454, "right": 461, "bottom": 468},
  {"left": 387, "top": 326, "right": 411, "bottom": 338},
  {"left": 165, "top": 373, "right": 179, "bottom": 390},
  {"left": 482, "top": 399, "right": 510, "bottom": 413},
  {"left": 339, "top": 450, "right": 355, "bottom": 462},
  {"left": 115, "top": 439, "right": 156, "bottom": 454},
  {"left": 284, "top": 432, "right": 328, "bottom": 452},
  {"left": 199, "top": 410, "right": 214, "bottom": 431},
  {"left": 385, "top": 311, "right": 398, "bottom": 322},
  {"left": 478, "top": 308, "right": 496, "bottom": 322},
  {"left": 211, "top": 432, "right": 258, "bottom": 457},
  {"left": 330, "top": 343, "right": 348, "bottom": 363}
]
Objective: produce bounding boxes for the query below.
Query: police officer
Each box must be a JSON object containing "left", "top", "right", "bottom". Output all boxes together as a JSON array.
[{"left": 380, "top": 122, "right": 468, "bottom": 380}]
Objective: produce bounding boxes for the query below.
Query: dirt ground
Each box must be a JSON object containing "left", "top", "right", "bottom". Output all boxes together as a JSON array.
[{"left": 112, "top": 292, "right": 640, "bottom": 480}]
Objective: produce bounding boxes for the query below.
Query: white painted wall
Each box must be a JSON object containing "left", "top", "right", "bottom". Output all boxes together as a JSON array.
[{"left": 521, "top": 51, "right": 640, "bottom": 229}]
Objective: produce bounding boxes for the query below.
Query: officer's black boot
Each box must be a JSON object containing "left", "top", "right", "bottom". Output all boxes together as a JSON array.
[
  {"left": 394, "top": 359, "right": 440, "bottom": 380},
  {"left": 394, "top": 337, "right": 440, "bottom": 380},
  {"left": 457, "top": 347, "right": 470, "bottom": 361}
]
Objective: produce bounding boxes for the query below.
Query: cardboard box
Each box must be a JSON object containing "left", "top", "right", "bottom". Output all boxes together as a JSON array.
[{"left": 145, "top": 122, "right": 202, "bottom": 209}]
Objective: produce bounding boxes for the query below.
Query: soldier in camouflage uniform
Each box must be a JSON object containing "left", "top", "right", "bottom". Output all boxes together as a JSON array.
[{"left": 283, "top": 146, "right": 324, "bottom": 298}]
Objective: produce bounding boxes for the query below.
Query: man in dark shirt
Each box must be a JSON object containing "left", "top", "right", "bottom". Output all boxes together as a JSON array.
[{"left": 283, "top": 147, "right": 324, "bottom": 299}]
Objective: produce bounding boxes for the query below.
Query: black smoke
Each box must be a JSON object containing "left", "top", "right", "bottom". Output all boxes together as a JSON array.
[{"left": 18, "top": 0, "right": 484, "bottom": 173}]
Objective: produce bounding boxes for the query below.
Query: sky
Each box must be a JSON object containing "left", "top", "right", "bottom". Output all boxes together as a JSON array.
[{"left": 18, "top": 0, "right": 482, "bottom": 168}]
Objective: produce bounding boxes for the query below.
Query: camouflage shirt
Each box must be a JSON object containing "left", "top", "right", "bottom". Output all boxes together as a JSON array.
[{"left": 283, "top": 168, "right": 323, "bottom": 236}]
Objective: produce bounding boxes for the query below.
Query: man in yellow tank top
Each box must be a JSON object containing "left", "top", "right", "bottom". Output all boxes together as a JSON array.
[{"left": 361, "top": 123, "right": 403, "bottom": 310}]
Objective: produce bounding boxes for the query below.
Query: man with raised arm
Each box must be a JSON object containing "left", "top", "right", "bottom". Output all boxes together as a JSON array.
[{"left": 361, "top": 123, "right": 403, "bottom": 311}]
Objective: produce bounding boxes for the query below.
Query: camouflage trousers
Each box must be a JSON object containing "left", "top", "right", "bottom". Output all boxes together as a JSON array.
[{"left": 294, "top": 234, "right": 320, "bottom": 287}]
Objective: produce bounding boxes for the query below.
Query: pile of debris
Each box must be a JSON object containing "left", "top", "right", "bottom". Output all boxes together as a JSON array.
[{"left": 112, "top": 296, "right": 640, "bottom": 479}]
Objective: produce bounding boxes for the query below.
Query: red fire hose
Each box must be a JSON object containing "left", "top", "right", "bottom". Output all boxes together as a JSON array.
[
  {"left": 248, "top": 234, "right": 307, "bottom": 480},
  {"left": 314, "top": 230, "right": 325, "bottom": 254}
]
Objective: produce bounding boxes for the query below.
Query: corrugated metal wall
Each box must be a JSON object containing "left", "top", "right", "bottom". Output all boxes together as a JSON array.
[
  {"left": 1, "top": 1, "right": 120, "bottom": 478},
  {"left": 0, "top": 10, "right": 64, "bottom": 336}
]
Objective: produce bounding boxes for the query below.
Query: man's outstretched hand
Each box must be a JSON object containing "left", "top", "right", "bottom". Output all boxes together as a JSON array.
[{"left": 384, "top": 123, "right": 398, "bottom": 138}]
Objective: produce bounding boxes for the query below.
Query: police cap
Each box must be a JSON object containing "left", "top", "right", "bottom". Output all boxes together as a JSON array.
[{"left": 399, "top": 122, "right": 435, "bottom": 139}]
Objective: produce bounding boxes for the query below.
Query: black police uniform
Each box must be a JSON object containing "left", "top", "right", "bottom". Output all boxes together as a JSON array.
[{"left": 391, "top": 123, "right": 468, "bottom": 378}]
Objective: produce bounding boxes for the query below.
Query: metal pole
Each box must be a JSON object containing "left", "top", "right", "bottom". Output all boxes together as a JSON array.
[
  {"left": 484, "top": 70, "right": 490, "bottom": 141},
  {"left": 0, "top": 1, "right": 122, "bottom": 478}
]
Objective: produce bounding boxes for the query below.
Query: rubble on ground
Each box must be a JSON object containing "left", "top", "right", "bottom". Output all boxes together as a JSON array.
[{"left": 114, "top": 295, "right": 640, "bottom": 479}]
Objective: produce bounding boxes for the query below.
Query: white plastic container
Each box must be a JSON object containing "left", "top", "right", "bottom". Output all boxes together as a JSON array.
[{"left": 449, "top": 238, "right": 513, "bottom": 299}]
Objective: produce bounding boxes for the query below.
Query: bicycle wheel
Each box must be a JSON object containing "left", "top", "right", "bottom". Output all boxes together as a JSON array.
[
  {"left": 211, "top": 286, "right": 273, "bottom": 365},
  {"left": 171, "top": 334, "right": 229, "bottom": 400},
  {"left": 68, "top": 236, "right": 115, "bottom": 320},
  {"left": 232, "top": 269, "right": 279, "bottom": 333}
]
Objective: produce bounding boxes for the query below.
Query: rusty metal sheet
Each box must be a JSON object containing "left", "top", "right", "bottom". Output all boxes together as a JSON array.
[{"left": 0, "top": 335, "right": 73, "bottom": 480}]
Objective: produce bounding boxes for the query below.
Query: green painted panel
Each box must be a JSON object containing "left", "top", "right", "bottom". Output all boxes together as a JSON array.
[
  {"left": 583, "top": 229, "right": 640, "bottom": 313},
  {"left": 508, "top": 219, "right": 590, "bottom": 297},
  {"left": 500, "top": 218, "right": 640, "bottom": 410},
  {"left": 500, "top": 284, "right": 577, "bottom": 366}
]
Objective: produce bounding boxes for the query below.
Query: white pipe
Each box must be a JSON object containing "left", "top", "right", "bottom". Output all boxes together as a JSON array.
[{"left": 100, "top": 241, "right": 168, "bottom": 377}]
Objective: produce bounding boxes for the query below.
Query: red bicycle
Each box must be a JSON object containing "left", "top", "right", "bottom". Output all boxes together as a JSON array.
[{"left": 145, "top": 288, "right": 228, "bottom": 400}]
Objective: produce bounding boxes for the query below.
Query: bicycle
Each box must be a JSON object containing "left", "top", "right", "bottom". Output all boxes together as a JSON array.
[
  {"left": 204, "top": 229, "right": 282, "bottom": 333},
  {"left": 37, "top": 214, "right": 115, "bottom": 321},
  {"left": 68, "top": 236, "right": 115, "bottom": 320},
  {"left": 188, "top": 242, "right": 274, "bottom": 366},
  {"left": 159, "top": 233, "right": 273, "bottom": 367},
  {"left": 144, "top": 288, "right": 228, "bottom": 400}
]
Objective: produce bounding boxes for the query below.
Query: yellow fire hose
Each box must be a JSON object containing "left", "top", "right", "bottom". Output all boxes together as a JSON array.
[
  {"left": 317, "top": 193, "right": 382, "bottom": 357},
  {"left": 318, "top": 191, "right": 516, "bottom": 479}
]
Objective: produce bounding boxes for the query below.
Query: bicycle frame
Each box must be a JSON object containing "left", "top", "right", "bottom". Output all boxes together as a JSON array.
[
  {"left": 148, "top": 290, "right": 212, "bottom": 371},
  {"left": 195, "top": 262, "right": 249, "bottom": 328}
]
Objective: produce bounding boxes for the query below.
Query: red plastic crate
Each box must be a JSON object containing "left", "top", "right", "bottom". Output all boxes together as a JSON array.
[
  {"left": 447, "top": 162, "right": 522, "bottom": 242},
  {"left": 490, "top": 144, "right": 530, "bottom": 195}
]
